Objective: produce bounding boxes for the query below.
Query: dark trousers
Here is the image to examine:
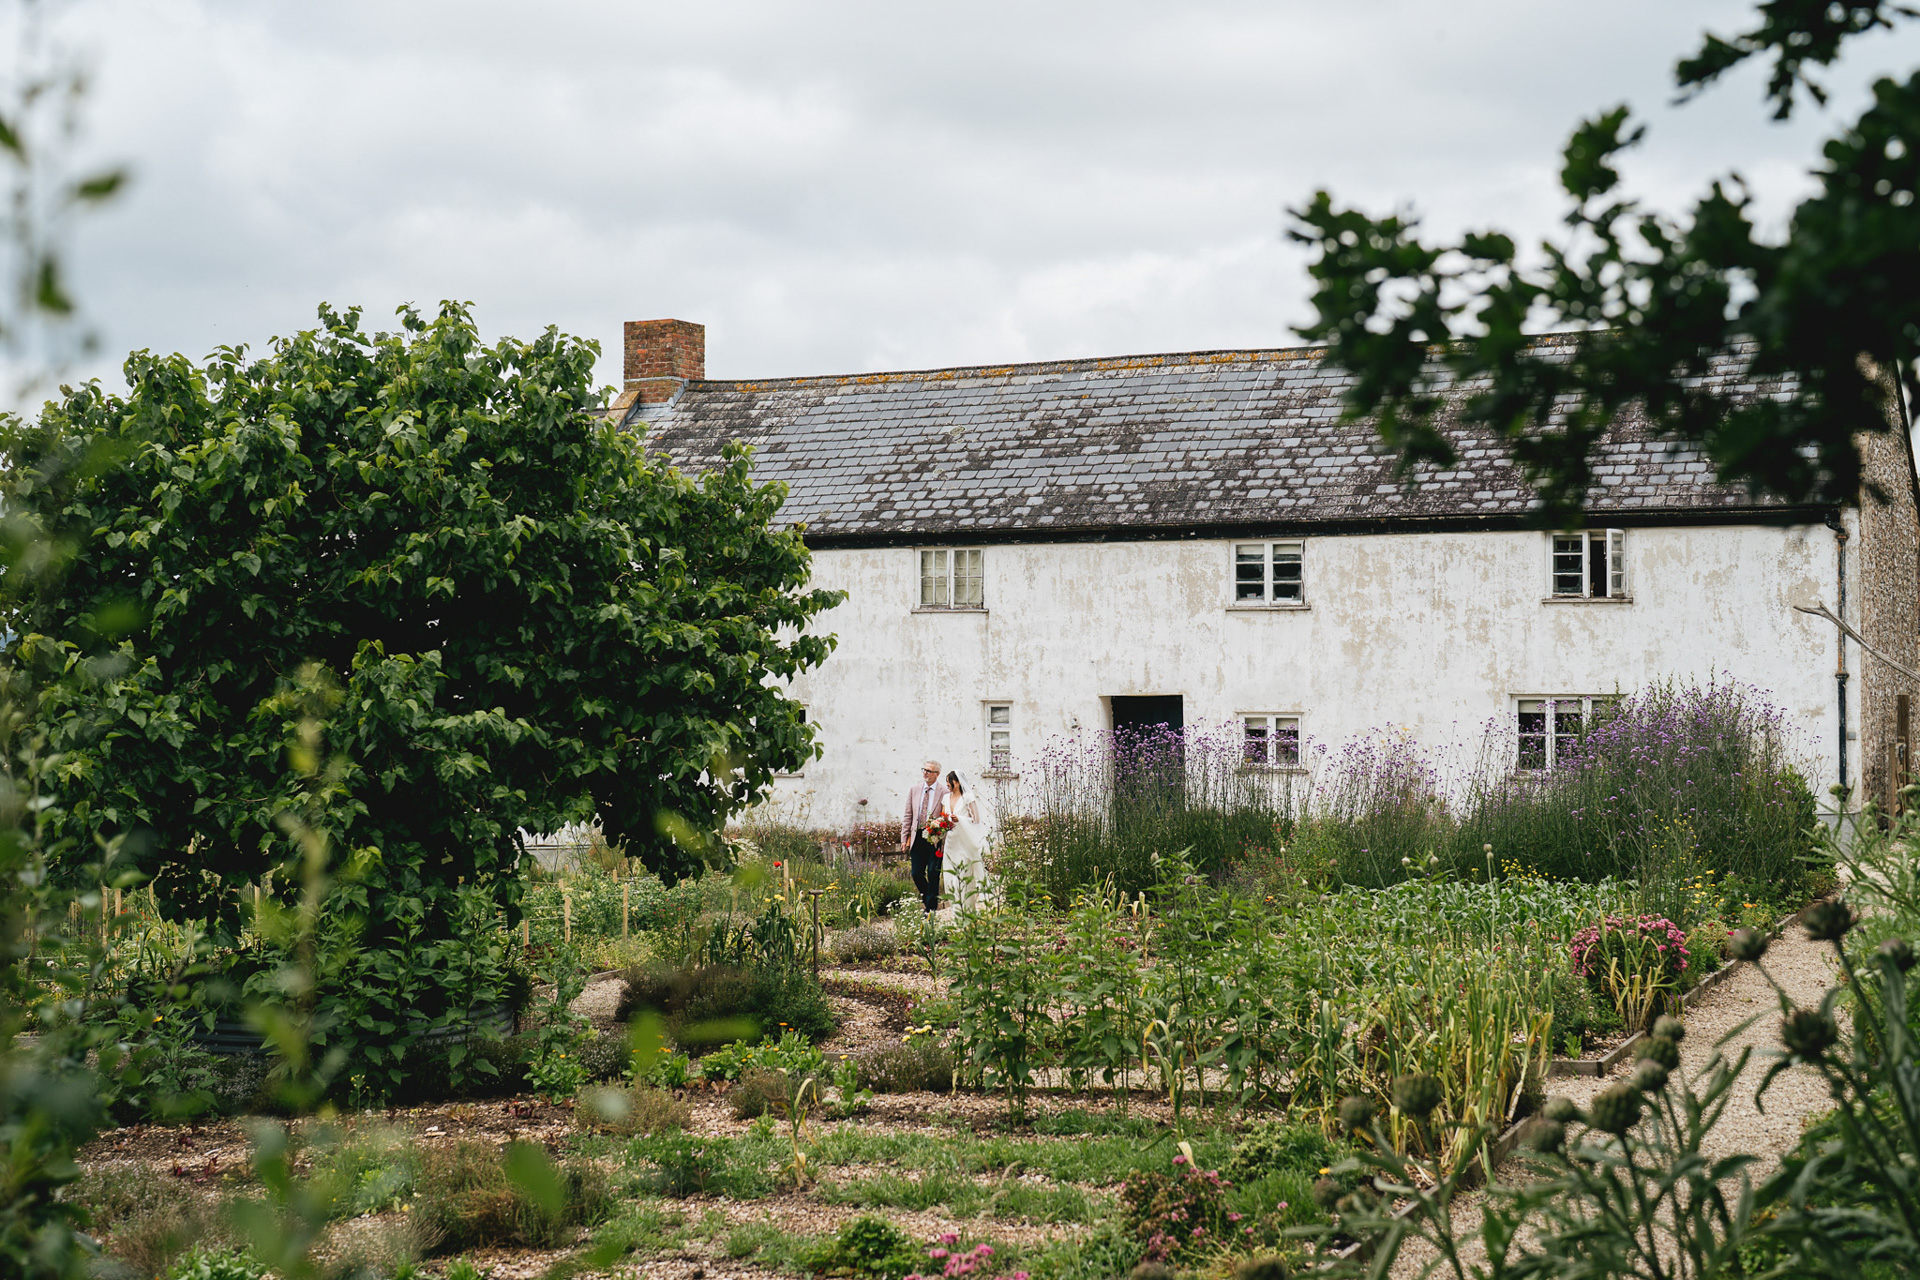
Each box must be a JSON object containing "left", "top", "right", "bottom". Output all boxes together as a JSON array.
[{"left": 909, "top": 835, "right": 943, "bottom": 912}]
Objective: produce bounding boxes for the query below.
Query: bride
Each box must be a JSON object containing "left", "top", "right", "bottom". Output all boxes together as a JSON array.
[{"left": 939, "top": 769, "right": 997, "bottom": 911}]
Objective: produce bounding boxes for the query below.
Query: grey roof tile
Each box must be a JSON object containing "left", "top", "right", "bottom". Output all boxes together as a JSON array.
[{"left": 633, "top": 336, "right": 1789, "bottom": 539}]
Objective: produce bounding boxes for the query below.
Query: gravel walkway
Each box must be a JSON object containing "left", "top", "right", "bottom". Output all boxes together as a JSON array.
[{"left": 1388, "top": 925, "right": 1842, "bottom": 1279}]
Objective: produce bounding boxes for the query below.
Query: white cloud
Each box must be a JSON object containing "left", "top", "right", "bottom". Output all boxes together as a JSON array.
[{"left": 49, "top": 0, "right": 1920, "bottom": 390}]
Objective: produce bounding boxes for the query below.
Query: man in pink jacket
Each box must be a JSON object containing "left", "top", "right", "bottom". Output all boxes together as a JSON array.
[{"left": 901, "top": 759, "right": 949, "bottom": 912}]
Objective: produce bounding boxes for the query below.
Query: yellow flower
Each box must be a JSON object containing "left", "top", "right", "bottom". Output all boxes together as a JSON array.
[{"left": 1319, "top": 1166, "right": 1332, "bottom": 1175}]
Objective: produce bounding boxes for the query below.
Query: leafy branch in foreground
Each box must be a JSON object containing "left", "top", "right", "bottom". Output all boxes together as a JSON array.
[{"left": 1290, "top": 3, "right": 1920, "bottom": 524}]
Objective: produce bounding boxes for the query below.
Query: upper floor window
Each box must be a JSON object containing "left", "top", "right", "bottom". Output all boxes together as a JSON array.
[
  {"left": 1551, "top": 530, "right": 1626, "bottom": 599},
  {"left": 920, "top": 548, "right": 984, "bottom": 609},
  {"left": 1517, "top": 695, "right": 1617, "bottom": 769},
  {"left": 1234, "top": 541, "right": 1305, "bottom": 605},
  {"left": 1241, "top": 714, "right": 1301, "bottom": 767}
]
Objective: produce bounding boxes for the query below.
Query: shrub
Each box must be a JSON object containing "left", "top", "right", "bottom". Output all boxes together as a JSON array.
[
  {"left": 1017, "top": 723, "right": 1303, "bottom": 901},
  {"left": 411, "top": 1143, "right": 520, "bottom": 1255},
  {"left": 1571, "top": 915, "right": 1691, "bottom": 1032},
  {"left": 1224, "top": 1121, "right": 1336, "bottom": 1183},
  {"left": 575, "top": 1029, "right": 634, "bottom": 1081},
  {"left": 575, "top": 1084, "right": 691, "bottom": 1136},
  {"left": 164, "top": 1249, "right": 270, "bottom": 1280},
  {"left": 731, "top": 1068, "right": 793, "bottom": 1120},
  {"left": 698, "top": 1029, "right": 827, "bottom": 1082},
  {"left": 1463, "top": 679, "right": 1818, "bottom": 891},
  {"left": 1547, "top": 969, "right": 1621, "bottom": 1052},
  {"left": 858, "top": 1040, "right": 956, "bottom": 1093},
  {"left": 834, "top": 921, "right": 901, "bottom": 964},
  {"left": 1120, "top": 1155, "right": 1234, "bottom": 1264},
  {"left": 806, "top": 1215, "right": 922, "bottom": 1279},
  {"left": 616, "top": 961, "right": 835, "bottom": 1047},
  {"left": 1685, "top": 919, "right": 1732, "bottom": 976},
  {"left": 631, "top": 1134, "right": 770, "bottom": 1199},
  {"left": 79, "top": 1165, "right": 228, "bottom": 1278},
  {"left": 1294, "top": 733, "right": 1450, "bottom": 889},
  {"left": 407, "top": 1140, "right": 610, "bottom": 1254}
]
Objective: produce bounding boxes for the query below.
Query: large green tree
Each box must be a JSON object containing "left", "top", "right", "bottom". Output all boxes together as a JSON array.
[
  {"left": 1292, "top": 1, "right": 1920, "bottom": 524},
  {"left": 0, "top": 302, "right": 838, "bottom": 950}
]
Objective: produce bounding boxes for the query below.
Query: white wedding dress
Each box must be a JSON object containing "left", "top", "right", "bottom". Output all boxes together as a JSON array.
[{"left": 940, "top": 771, "right": 997, "bottom": 912}]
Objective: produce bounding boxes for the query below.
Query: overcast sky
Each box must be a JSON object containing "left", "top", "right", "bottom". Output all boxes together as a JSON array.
[{"left": 51, "top": 0, "right": 1920, "bottom": 393}]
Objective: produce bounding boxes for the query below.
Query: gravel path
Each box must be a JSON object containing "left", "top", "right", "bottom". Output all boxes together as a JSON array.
[{"left": 1388, "top": 925, "right": 1842, "bottom": 1279}]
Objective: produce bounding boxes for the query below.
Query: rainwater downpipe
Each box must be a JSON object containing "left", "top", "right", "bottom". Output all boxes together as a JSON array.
[{"left": 1827, "top": 510, "right": 1850, "bottom": 795}]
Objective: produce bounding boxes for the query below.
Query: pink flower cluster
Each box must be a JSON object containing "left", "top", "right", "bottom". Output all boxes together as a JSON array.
[
  {"left": 1569, "top": 913, "right": 1690, "bottom": 979},
  {"left": 907, "top": 1235, "right": 1028, "bottom": 1280}
]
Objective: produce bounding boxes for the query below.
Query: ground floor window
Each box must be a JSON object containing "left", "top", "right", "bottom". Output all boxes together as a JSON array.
[
  {"left": 1241, "top": 714, "right": 1301, "bottom": 766},
  {"left": 984, "top": 703, "right": 1013, "bottom": 772},
  {"left": 1516, "top": 695, "right": 1616, "bottom": 769}
]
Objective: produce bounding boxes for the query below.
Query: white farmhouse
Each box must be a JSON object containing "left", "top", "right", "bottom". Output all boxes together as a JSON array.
[{"left": 614, "top": 319, "right": 1920, "bottom": 828}]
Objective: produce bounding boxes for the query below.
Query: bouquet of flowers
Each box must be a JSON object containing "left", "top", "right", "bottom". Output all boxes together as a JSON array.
[{"left": 922, "top": 812, "right": 957, "bottom": 851}]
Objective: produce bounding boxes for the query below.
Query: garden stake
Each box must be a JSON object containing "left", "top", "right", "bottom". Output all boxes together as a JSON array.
[
  {"left": 522, "top": 918, "right": 530, "bottom": 951},
  {"left": 563, "top": 889, "right": 571, "bottom": 944},
  {"left": 622, "top": 882, "right": 629, "bottom": 939},
  {"left": 808, "top": 889, "right": 823, "bottom": 976}
]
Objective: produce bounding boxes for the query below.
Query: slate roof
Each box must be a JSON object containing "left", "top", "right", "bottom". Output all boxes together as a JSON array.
[{"left": 630, "top": 334, "right": 1801, "bottom": 546}]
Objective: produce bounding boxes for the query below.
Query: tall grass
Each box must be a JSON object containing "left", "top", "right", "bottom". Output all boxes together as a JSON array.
[
  {"left": 1475, "top": 677, "right": 1816, "bottom": 891},
  {"left": 1012, "top": 678, "right": 1819, "bottom": 901},
  {"left": 1010, "top": 722, "right": 1305, "bottom": 902}
]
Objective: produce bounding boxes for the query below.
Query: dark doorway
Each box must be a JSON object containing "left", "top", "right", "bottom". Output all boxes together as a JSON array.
[
  {"left": 1111, "top": 695, "right": 1184, "bottom": 735},
  {"left": 1110, "top": 696, "right": 1186, "bottom": 807}
]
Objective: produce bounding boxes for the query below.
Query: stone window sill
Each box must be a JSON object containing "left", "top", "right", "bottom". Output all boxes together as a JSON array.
[
  {"left": 912, "top": 607, "right": 989, "bottom": 615},
  {"left": 1542, "top": 595, "right": 1635, "bottom": 605},
  {"left": 1226, "top": 603, "right": 1311, "bottom": 612}
]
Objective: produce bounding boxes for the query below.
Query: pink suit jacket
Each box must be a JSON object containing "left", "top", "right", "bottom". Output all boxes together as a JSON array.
[{"left": 901, "top": 779, "right": 951, "bottom": 849}]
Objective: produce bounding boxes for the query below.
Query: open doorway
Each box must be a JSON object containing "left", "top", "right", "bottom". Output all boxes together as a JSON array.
[
  {"left": 1109, "top": 696, "right": 1185, "bottom": 803},
  {"left": 1110, "top": 695, "right": 1184, "bottom": 735}
]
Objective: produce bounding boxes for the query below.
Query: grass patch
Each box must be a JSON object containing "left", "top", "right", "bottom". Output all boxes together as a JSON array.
[
  {"left": 989, "top": 1179, "right": 1110, "bottom": 1224},
  {"left": 73, "top": 1164, "right": 231, "bottom": 1278},
  {"left": 806, "top": 1128, "right": 1222, "bottom": 1186}
]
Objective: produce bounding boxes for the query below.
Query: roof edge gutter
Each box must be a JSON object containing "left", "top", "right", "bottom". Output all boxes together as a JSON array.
[{"left": 794, "top": 505, "right": 1834, "bottom": 550}]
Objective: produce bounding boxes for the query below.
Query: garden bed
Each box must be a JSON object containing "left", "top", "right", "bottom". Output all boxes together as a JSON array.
[{"left": 1546, "top": 901, "right": 1816, "bottom": 1078}]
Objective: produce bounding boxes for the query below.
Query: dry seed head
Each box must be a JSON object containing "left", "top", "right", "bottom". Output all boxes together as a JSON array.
[
  {"left": 1232, "top": 1258, "right": 1293, "bottom": 1280},
  {"left": 1337, "top": 1094, "right": 1375, "bottom": 1133},
  {"left": 1652, "top": 1016, "right": 1685, "bottom": 1043},
  {"left": 1877, "top": 938, "right": 1917, "bottom": 973},
  {"left": 1629, "top": 1059, "right": 1670, "bottom": 1092},
  {"left": 1391, "top": 1073, "right": 1444, "bottom": 1119},
  {"left": 1729, "top": 928, "right": 1768, "bottom": 963},
  {"left": 1590, "top": 1084, "right": 1643, "bottom": 1135},
  {"left": 1802, "top": 900, "right": 1856, "bottom": 943},
  {"left": 1542, "top": 1095, "right": 1581, "bottom": 1124},
  {"left": 1635, "top": 1035, "right": 1681, "bottom": 1071},
  {"left": 1310, "top": 1177, "right": 1343, "bottom": 1210},
  {"left": 1780, "top": 1008, "right": 1838, "bottom": 1061},
  {"left": 1523, "top": 1117, "right": 1566, "bottom": 1152}
]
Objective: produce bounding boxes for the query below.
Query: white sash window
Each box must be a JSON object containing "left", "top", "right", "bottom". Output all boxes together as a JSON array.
[
  {"left": 1550, "top": 530, "right": 1627, "bottom": 598},
  {"left": 1233, "top": 541, "right": 1305, "bottom": 605},
  {"left": 919, "top": 548, "right": 985, "bottom": 608}
]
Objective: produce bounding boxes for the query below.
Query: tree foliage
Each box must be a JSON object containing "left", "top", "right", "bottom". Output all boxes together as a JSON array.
[
  {"left": 0, "top": 302, "right": 839, "bottom": 952},
  {"left": 1290, "top": 1, "right": 1920, "bottom": 525}
]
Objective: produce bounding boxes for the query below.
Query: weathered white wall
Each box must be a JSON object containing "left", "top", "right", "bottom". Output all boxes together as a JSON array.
[{"left": 760, "top": 522, "right": 1851, "bottom": 831}]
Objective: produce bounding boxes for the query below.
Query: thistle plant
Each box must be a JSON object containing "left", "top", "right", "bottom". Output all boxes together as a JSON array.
[
  {"left": 1735, "top": 808, "right": 1920, "bottom": 1271},
  {"left": 1306, "top": 1017, "right": 1766, "bottom": 1279}
]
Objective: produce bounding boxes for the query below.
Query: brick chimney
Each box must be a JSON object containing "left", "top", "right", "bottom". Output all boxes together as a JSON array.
[{"left": 623, "top": 319, "right": 705, "bottom": 405}]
